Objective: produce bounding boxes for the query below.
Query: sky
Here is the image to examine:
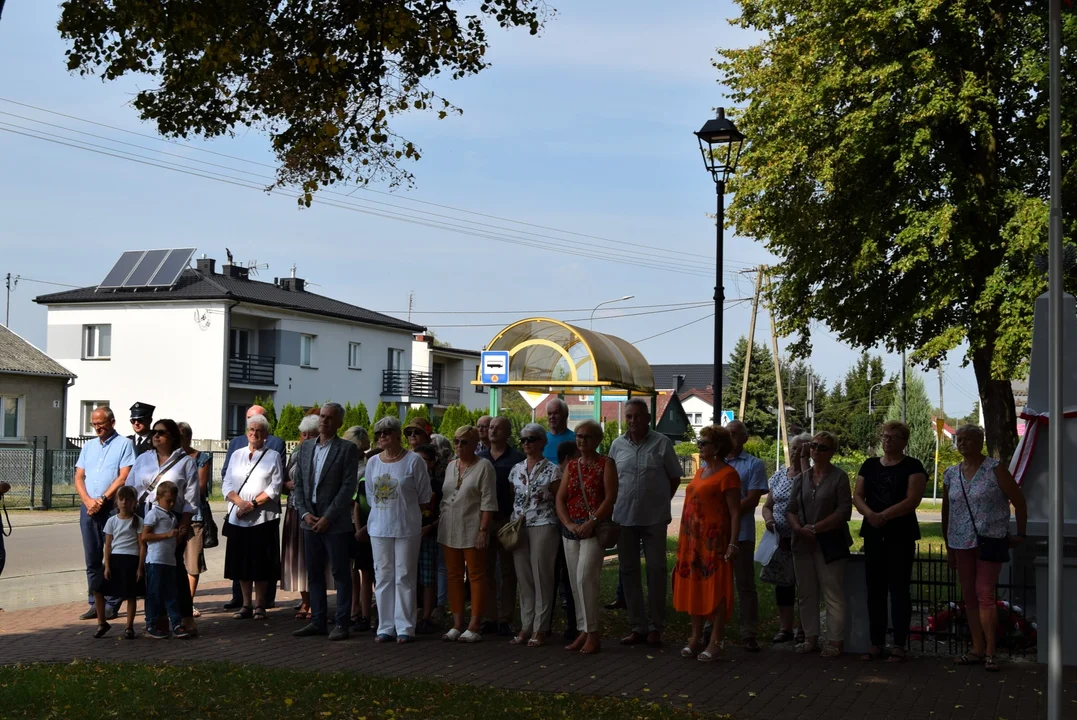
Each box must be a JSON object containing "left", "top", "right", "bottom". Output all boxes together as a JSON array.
[{"left": 0, "top": 0, "right": 982, "bottom": 417}]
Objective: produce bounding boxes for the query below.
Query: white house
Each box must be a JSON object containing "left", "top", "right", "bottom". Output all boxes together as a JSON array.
[
  {"left": 410, "top": 335, "right": 487, "bottom": 416},
  {"left": 35, "top": 254, "right": 429, "bottom": 439}
]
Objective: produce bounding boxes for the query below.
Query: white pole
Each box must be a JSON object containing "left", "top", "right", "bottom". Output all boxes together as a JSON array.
[
  {"left": 933, "top": 422, "right": 939, "bottom": 504},
  {"left": 1047, "top": 1, "right": 1063, "bottom": 716}
]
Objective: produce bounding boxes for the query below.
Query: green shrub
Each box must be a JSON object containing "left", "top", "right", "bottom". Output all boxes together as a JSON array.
[
  {"left": 438, "top": 405, "right": 472, "bottom": 439},
  {"left": 373, "top": 401, "right": 397, "bottom": 426},
  {"left": 340, "top": 402, "right": 371, "bottom": 437},
  {"left": 601, "top": 420, "right": 622, "bottom": 455},
  {"left": 674, "top": 441, "right": 698, "bottom": 457},
  {"left": 275, "top": 403, "right": 303, "bottom": 440},
  {"left": 252, "top": 395, "right": 277, "bottom": 434}
]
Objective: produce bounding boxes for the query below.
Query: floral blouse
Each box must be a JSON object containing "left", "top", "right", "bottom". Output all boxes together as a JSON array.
[
  {"left": 563, "top": 456, "right": 607, "bottom": 522},
  {"left": 509, "top": 457, "right": 561, "bottom": 527},
  {"left": 767, "top": 466, "right": 796, "bottom": 538},
  {"left": 943, "top": 458, "right": 1010, "bottom": 550}
]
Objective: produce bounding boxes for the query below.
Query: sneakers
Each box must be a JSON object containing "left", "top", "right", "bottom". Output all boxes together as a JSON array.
[
  {"left": 350, "top": 616, "right": 372, "bottom": 633},
  {"left": 328, "top": 626, "right": 350, "bottom": 642},
  {"left": 292, "top": 623, "right": 328, "bottom": 637},
  {"left": 78, "top": 608, "right": 98, "bottom": 621},
  {"left": 146, "top": 628, "right": 170, "bottom": 640},
  {"left": 772, "top": 630, "right": 795, "bottom": 643},
  {"left": 173, "top": 626, "right": 192, "bottom": 640}
]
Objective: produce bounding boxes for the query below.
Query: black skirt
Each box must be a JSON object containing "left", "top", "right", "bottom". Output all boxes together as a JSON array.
[
  {"left": 103, "top": 553, "right": 145, "bottom": 599},
  {"left": 224, "top": 519, "right": 281, "bottom": 582}
]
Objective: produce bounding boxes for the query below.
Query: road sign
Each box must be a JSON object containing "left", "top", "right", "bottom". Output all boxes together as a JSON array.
[
  {"left": 519, "top": 391, "right": 549, "bottom": 409},
  {"left": 480, "top": 350, "right": 510, "bottom": 385},
  {"left": 720, "top": 410, "right": 735, "bottom": 426}
]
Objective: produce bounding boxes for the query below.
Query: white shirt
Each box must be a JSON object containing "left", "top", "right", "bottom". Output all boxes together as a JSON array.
[
  {"left": 126, "top": 448, "right": 199, "bottom": 516},
  {"left": 313, "top": 439, "right": 332, "bottom": 496},
  {"left": 365, "top": 451, "right": 431, "bottom": 539},
  {"left": 142, "top": 506, "right": 177, "bottom": 565},
  {"left": 222, "top": 445, "right": 284, "bottom": 528},
  {"left": 104, "top": 514, "right": 142, "bottom": 556}
]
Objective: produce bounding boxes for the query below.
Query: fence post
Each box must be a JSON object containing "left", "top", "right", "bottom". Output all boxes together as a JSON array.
[
  {"left": 41, "top": 436, "right": 51, "bottom": 510},
  {"left": 29, "top": 436, "right": 38, "bottom": 509}
]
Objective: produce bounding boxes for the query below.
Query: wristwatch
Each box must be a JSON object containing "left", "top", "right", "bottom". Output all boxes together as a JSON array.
[
  {"left": 98, "top": 494, "right": 108, "bottom": 504},
  {"left": 809, "top": 524, "right": 817, "bottom": 535}
]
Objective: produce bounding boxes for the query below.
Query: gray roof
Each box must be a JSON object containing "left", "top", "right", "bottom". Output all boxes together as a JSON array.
[
  {"left": 34, "top": 268, "right": 424, "bottom": 333},
  {"left": 651, "top": 363, "right": 730, "bottom": 392},
  {"left": 0, "top": 325, "right": 75, "bottom": 378}
]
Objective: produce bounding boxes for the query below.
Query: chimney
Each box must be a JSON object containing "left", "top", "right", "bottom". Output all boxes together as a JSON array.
[
  {"left": 675, "top": 374, "right": 686, "bottom": 393},
  {"left": 277, "top": 277, "right": 305, "bottom": 292},
  {"left": 222, "top": 264, "right": 249, "bottom": 280},
  {"left": 196, "top": 257, "right": 216, "bottom": 274}
]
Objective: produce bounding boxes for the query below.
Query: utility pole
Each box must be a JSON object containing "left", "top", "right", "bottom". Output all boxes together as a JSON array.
[
  {"left": 407, "top": 291, "right": 414, "bottom": 323},
  {"left": 739, "top": 266, "right": 764, "bottom": 421},
  {"left": 935, "top": 365, "right": 944, "bottom": 502},
  {"left": 900, "top": 349, "right": 908, "bottom": 423},
  {"left": 766, "top": 274, "right": 790, "bottom": 466},
  {"left": 807, "top": 364, "right": 815, "bottom": 437},
  {"left": 4, "top": 273, "right": 17, "bottom": 327}
]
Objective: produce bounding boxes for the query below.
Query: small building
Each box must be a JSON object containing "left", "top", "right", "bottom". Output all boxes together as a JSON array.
[
  {"left": 410, "top": 335, "right": 487, "bottom": 417},
  {"left": 0, "top": 324, "right": 76, "bottom": 449}
]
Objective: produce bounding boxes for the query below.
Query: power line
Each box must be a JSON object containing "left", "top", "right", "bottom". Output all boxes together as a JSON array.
[
  {"left": 633, "top": 311, "right": 716, "bottom": 344},
  {"left": 14, "top": 276, "right": 82, "bottom": 288},
  {"left": 376, "top": 300, "right": 715, "bottom": 315},
  {"left": 423, "top": 301, "right": 735, "bottom": 329}
]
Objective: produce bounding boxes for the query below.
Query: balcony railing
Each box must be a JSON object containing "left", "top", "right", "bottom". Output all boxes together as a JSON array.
[
  {"left": 437, "top": 385, "right": 461, "bottom": 406},
  {"left": 229, "top": 354, "right": 276, "bottom": 386},
  {"left": 382, "top": 370, "right": 436, "bottom": 399}
]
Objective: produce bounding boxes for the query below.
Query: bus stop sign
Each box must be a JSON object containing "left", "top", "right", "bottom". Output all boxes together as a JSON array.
[{"left": 480, "top": 350, "right": 510, "bottom": 385}]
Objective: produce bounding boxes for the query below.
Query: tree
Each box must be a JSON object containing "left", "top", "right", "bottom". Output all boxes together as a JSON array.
[
  {"left": 964, "top": 401, "right": 982, "bottom": 427},
  {"left": 438, "top": 404, "right": 472, "bottom": 440},
  {"left": 276, "top": 403, "right": 303, "bottom": 441},
  {"left": 252, "top": 394, "right": 277, "bottom": 435},
  {"left": 600, "top": 420, "right": 622, "bottom": 455},
  {"left": 404, "top": 405, "right": 432, "bottom": 429},
  {"left": 722, "top": 336, "right": 777, "bottom": 437},
  {"left": 58, "top": 1, "right": 547, "bottom": 204},
  {"left": 340, "top": 401, "right": 371, "bottom": 436},
  {"left": 717, "top": 2, "right": 1077, "bottom": 462},
  {"left": 372, "top": 402, "right": 397, "bottom": 426},
  {"left": 884, "top": 368, "right": 936, "bottom": 472}
]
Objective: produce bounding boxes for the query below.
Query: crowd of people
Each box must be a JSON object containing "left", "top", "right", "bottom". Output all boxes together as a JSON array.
[{"left": 67, "top": 399, "right": 1028, "bottom": 669}]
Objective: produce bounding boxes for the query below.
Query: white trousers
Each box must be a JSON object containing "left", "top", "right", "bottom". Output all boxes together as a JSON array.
[
  {"left": 371, "top": 534, "right": 421, "bottom": 638},
  {"left": 512, "top": 524, "right": 561, "bottom": 634},
  {"left": 564, "top": 535, "right": 605, "bottom": 633}
]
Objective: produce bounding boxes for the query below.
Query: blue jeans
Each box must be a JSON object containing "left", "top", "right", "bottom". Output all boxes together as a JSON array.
[
  {"left": 80, "top": 503, "right": 120, "bottom": 610},
  {"left": 437, "top": 546, "right": 448, "bottom": 607},
  {"left": 304, "top": 529, "right": 353, "bottom": 631},
  {"left": 145, "top": 563, "right": 183, "bottom": 630}
]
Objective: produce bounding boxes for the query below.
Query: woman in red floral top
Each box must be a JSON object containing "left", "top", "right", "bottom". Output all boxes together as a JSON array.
[{"left": 555, "top": 419, "right": 617, "bottom": 655}]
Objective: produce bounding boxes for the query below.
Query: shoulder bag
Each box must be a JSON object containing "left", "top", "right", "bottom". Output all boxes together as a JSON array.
[
  {"left": 497, "top": 461, "right": 542, "bottom": 551},
  {"left": 799, "top": 471, "right": 851, "bottom": 564},
  {"left": 577, "top": 459, "right": 620, "bottom": 549},
  {"left": 220, "top": 449, "right": 268, "bottom": 538},
  {"left": 135, "top": 452, "right": 187, "bottom": 518},
  {"left": 957, "top": 464, "right": 1010, "bottom": 563}
]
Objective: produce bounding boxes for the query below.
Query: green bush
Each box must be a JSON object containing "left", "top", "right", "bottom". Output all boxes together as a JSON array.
[
  {"left": 404, "top": 405, "right": 432, "bottom": 428},
  {"left": 743, "top": 436, "right": 776, "bottom": 462},
  {"left": 674, "top": 441, "right": 698, "bottom": 457},
  {"left": 438, "top": 404, "right": 472, "bottom": 439},
  {"left": 600, "top": 420, "right": 622, "bottom": 455},
  {"left": 373, "top": 401, "right": 397, "bottom": 426},
  {"left": 275, "top": 403, "right": 303, "bottom": 441},
  {"left": 252, "top": 395, "right": 277, "bottom": 434},
  {"left": 340, "top": 402, "right": 371, "bottom": 437}
]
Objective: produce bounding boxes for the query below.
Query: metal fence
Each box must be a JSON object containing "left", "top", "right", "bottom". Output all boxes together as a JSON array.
[{"left": 0, "top": 440, "right": 44, "bottom": 509}]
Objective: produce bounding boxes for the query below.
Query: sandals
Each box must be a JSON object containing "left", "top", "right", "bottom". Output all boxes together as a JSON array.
[
  {"left": 984, "top": 655, "right": 1000, "bottom": 672},
  {"left": 123, "top": 628, "right": 136, "bottom": 640},
  {"left": 887, "top": 648, "right": 907, "bottom": 663},
  {"left": 458, "top": 630, "right": 483, "bottom": 643},
  {"left": 510, "top": 633, "right": 531, "bottom": 645},
  {"left": 697, "top": 646, "right": 721, "bottom": 662},
  {"left": 527, "top": 633, "right": 546, "bottom": 647},
  {"left": 375, "top": 634, "right": 395, "bottom": 643},
  {"left": 820, "top": 644, "right": 843, "bottom": 658},
  {"left": 579, "top": 640, "right": 601, "bottom": 655},
  {"left": 795, "top": 642, "right": 819, "bottom": 654},
  {"left": 442, "top": 628, "right": 462, "bottom": 642},
  {"left": 396, "top": 634, "right": 414, "bottom": 644},
  {"left": 296, "top": 609, "right": 312, "bottom": 621},
  {"left": 860, "top": 646, "right": 883, "bottom": 661},
  {"left": 252, "top": 607, "right": 267, "bottom": 621},
  {"left": 232, "top": 606, "right": 253, "bottom": 620},
  {"left": 681, "top": 641, "right": 701, "bottom": 658},
  {"left": 93, "top": 622, "right": 111, "bottom": 639},
  {"left": 954, "top": 652, "right": 983, "bottom": 665}
]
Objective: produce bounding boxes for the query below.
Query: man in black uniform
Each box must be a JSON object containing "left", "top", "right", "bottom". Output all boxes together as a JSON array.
[{"left": 128, "top": 402, "right": 155, "bottom": 456}]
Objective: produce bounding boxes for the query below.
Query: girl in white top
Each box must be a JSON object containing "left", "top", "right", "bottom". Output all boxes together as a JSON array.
[
  {"left": 93, "top": 484, "right": 143, "bottom": 639},
  {"left": 365, "top": 416, "right": 432, "bottom": 643}
]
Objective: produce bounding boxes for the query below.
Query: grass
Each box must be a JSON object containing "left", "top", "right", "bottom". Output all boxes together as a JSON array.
[{"left": 0, "top": 662, "right": 726, "bottom": 720}]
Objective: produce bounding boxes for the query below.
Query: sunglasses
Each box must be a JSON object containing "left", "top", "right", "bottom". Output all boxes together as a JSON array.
[
  {"left": 452, "top": 438, "right": 472, "bottom": 446},
  {"left": 810, "top": 442, "right": 834, "bottom": 452},
  {"left": 404, "top": 429, "right": 427, "bottom": 437},
  {"left": 519, "top": 436, "right": 542, "bottom": 444},
  {"left": 374, "top": 430, "right": 396, "bottom": 438},
  {"left": 576, "top": 435, "right": 599, "bottom": 442},
  {"left": 151, "top": 429, "right": 170, "bottom": 437},
  {"left": 130, "top": 418, "right": 147, "bottom": 425},
  {"left": 697, "top": 440, "right": 711, "bottom": 447}
]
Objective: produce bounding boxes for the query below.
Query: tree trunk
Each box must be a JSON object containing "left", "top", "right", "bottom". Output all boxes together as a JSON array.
[{"left": 971, "top": 345, "right": 1018, "bottom": 463}]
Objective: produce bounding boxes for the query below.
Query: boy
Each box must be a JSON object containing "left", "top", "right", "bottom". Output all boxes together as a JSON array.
[{"left": 141, "top": 481, "right": 189, "bottom": 639}]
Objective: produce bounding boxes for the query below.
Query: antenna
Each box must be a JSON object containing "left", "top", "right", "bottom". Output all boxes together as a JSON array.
[
  {"left": 408, "top": 291, "right": 414, "bottom": 323},
  {"left": 244, "top": 259, "right": 270, "bottom": 277}
]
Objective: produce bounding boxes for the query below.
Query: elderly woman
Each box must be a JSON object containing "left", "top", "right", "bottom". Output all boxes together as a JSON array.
[
  {"left": 944, "top": 424, "right": 1027, "bottom": 672},
  {"left": 342, "top": 426, "right": 374, "bottom": 633},
  {"left": 178, "top": 422, "right": 212, "bottom": 617},
  {"left": 673, "top": 425, "right": 741, "bottom": 662},
  {"left": 365, "top": 416, "right": 432, "bottom": 643},
  {"left": 438, "top": 425, "right": 497, "bottom": 643},
  {"left": 784, "top": 431, "right": 853, "bottom": 657},
  {"left": 761, "top": 433, "right": 812, "bottom": 644},
  {"left": 507, "top": 423, "right": 562, "bottom": 647},
  {"left": 280, "top": 415, "right": 321, "bottom": 619},
  {"left": 126, "top": 418, "right": 199, "bottom": 635},
  {"left": 555, "top": 419, "right": 616, "bottom": 655},
  {"left": 222, "top": 414, "right": 285, "bottom": 620},
  {"left": 853, "top": 421, "right": 928, "bottom": 662}
]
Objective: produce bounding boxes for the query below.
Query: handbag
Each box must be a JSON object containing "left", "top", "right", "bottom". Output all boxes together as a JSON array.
[
  {"left": 498, "top": 460, "right": 545, "bottom": 551},
  {"left": 200, "top": 498, "right": 219, "bottom": 549},
  {"left": 760, "top": 547, "right": 796, "bottom": 585},
  {"left": 135, "top": 452, "right": 187, "bottom": 518},
  {"left": 221, "top": 449, "right": 267, "bottom": 539},
  {"left": 576, "top": 459, "right": 620, "bottom": 549},
  {"left": 754, "top": 527, "right": 780, "bottom": 565},
  {"left": 956, "top": 465, "right": 1010, "bottom": 563},
  {"left": 798, "top": 471, "right": 852, "bottom": 564}
]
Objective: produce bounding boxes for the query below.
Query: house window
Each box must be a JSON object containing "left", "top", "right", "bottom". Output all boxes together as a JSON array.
[
  {"left": 83, "top": 324, "right": 112, "bottom": 359},
  {"left": 0, "top": 395, "right": 22, "bottom": 439},
  {"left": 475, "top": 383, "right": 486, "bottom": 394},
  {"left": 348, "top": 342, "right": 362, "bottom": 370},
  {"left": 227, "top": 403, "right": 246, "bottom": 437},
  {"left": 387, "top": 347, "right": 404, "bottom": 371},
  {"left": 80, "top": 400, "right": 110, "bottom": 435},
  {"left": 300, "top": 334, "right": 315, "bottom": 367},
  {"left": 230, "top": 328, "right": 250, "bottom": 358}
]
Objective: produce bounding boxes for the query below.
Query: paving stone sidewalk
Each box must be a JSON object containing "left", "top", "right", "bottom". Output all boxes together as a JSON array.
[{"left": 0, "top": 581, "right": 1071, "bottom": 720}]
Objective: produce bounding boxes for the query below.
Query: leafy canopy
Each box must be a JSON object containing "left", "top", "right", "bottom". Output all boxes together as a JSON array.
[{"left": 58, "top": 1, "right": 548, "bottom": 204}]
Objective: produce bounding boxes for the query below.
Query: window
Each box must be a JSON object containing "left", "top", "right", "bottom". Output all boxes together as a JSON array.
[
  {"left": 80, "top": 400, "right": 110, "bottom": 435},
  {"left": 300, "top": 334, "right": 315, "bottom": 367},
  {"left": 387, "top": 347, "right": 404, "bottom": 371},
  {"left": 83, "top": 324, "right": 112, "bottom": 359},
  {"left": 227, "top": 403, "right": 246, "bottom": 436},
  {"left": 475, "top": 383, "right": 486, "bottom": 394},
  {"left": 348, "top": 342, "right": 362, "bottom": 370},
  {"left": 0, "top": 395, "right": 22, "bottom": 439},
  {"left": 230, "top": 328, "right": 250, "bottom": 358}
]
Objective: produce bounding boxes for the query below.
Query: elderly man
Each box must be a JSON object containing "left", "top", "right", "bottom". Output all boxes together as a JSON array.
[
  {"left": 476, "top": 415, "right": 492, "bottom": 454},
  {"left": 127, "top": 401, "right": 155, "bottom": 457},
  {"left": 478, "top": 415, "right": 525, "bottom": 635},
  {"left": 222, "top": 404, "right": 287, "bottom": 611},
  {"left": 725, "top": 420, "right": 769, "bottom": 651},
  {"left": 74, "top": 406, "right": 136, "bottom": 620},
  {"left": 606, "top": 398, "right": 681, "bottom": 647},
  {"left": 292, "top": 403, "right": 359, "bottom": 641},
  {"left": 543, "top": 398, "right": 575, "bottom": 463}
]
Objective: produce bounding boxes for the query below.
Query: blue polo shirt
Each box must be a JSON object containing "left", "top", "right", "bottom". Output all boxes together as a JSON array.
[
  {"left": 726, "top": 451, "right": 769, "bottom": 542},
  {"left": 543, "top": 429, "right": 576, "bottom": 463},
  {"left": 76, "top": 431, "right": 136, "bottom": 498}
]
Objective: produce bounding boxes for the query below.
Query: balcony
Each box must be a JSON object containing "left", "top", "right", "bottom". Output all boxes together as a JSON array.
[
  {"left": 382, "top": 370, "right": 437, "bottom": 401},
  {"left": 437, "top": 385, "right": 461, "bottom": 406},
  {"left": 229, "top": 354, "right": 276, "bottom": 386}
]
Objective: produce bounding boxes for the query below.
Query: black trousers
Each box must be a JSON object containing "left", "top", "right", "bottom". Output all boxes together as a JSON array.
[{"left": 863, "top": 537, "right": 915, "bottom": 648}]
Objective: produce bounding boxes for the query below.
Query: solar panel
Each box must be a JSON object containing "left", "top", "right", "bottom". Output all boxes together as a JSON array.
[
  {"left": 123, "top": 249, "right": 170, "bottom": 287},
  {"left": 148, "top": 247, "right": 196, "bottom": 287},
  {"left": 98, "top": 251, "right": 146, "bottom": 289}
]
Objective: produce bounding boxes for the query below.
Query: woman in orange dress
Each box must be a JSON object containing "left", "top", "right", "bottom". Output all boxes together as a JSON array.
[{"left": 673, "top": 424, "right": 741, "bottom": 662}]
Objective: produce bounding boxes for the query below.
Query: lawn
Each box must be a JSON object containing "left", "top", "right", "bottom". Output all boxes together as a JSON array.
[{"left": 0, "top": 663, "right": 725, "bottom": 720}]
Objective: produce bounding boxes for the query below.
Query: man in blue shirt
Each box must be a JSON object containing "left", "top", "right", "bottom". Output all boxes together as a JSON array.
[
  {"left": 724, "top": 420, "right": 770, "bottom": 651},
  {"left": 543, "top": 398, "right": 575, "bottom": 463},
  {"left": 221, "top": 404, "right": 287, "bottom": 610},
  {"left": 74, "top": 406, "right": 136, "bottom": 620}
]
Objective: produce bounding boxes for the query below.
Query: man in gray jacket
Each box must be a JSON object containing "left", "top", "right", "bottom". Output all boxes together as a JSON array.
[{"left": 291, "top": 403, "right": 359, "bottom": 641}]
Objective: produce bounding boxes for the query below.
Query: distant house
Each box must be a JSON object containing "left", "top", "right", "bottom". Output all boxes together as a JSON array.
[
  {"left": 0, "top": 324, "right": 75, "bottom": 448},
  {"left": 651, "top": 363, "right": 730, "bottom": 394},
  {"left": 533, "top": 391, "right": 690, "bottom": 442},
  {"left": 679, "top": 388, "right": 716, "bottom": 434},
  {"left": 410, "top": 335, "right": 487, "bottom": 416}
]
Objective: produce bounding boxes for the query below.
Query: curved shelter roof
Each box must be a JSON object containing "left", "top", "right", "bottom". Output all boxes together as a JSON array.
[{"left": 482, "top": 318, "right": 655, "bottom": 394}]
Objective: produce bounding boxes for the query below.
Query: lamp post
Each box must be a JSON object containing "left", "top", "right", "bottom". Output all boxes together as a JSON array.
[
  {"left": 695, "top": 108, "right": 744, "bottom": 423},
  {"left": 590, "top": 295, "right": 634, "bottom": 330},
  {"left": 868, "top": 381, "right": 894, "bottom": 415}
]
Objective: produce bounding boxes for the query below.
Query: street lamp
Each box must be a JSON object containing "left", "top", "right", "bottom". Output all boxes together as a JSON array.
[
  {"left": 695, "top": 108, "right": 744, "bottom": 422},
  {"left": 868, "top": 381, "right": 894, "bottom": 415},
  {"left": 590, "top": 295, "right": 634, "bottom": 329}
]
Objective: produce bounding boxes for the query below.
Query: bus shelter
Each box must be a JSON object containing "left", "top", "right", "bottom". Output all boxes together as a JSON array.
[{"left": 472, "top": 317, "right": 658, "bottom": 423}]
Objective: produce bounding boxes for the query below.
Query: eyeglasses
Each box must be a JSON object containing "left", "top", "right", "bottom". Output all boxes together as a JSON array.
[
  {"left": 697, "top": 440, "right": 712, "bottom": 447},
  {"left": 151, "top": 429, "right": 169, "bottom": 437},
  {"left": 810, "top": 442, "right": 834, "bottom": 452},
  {"left": 576, "top": 435, "right": 599, "bottom": 442},
  {"left": 374, "top": 430, "right": 396, "bottom": 438},
  {"left": 519, "top": 436, "right": 542, "bottom": 444},
  {"left": 452, "top": 438, "right": 472, "bottom": 446},
  {"left": 404, "top": 429, "right": 427, "bottom": 437}
]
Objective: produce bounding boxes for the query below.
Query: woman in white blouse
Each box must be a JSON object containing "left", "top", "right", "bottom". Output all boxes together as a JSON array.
[
  {"left": 222, "top": 414, "right": 284, "bottom": 621},
  {"left": 508, "top": 422, "right": 562, "bottom": 647},
  {"left": 438, "top": 425, "right": 497, "bottom": 643},
  {"left": 365, "top": 416, "right": 432, "bottom": 643},
  {"left": 126, "top": 418, "right": 199, "bottom": 634}
]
